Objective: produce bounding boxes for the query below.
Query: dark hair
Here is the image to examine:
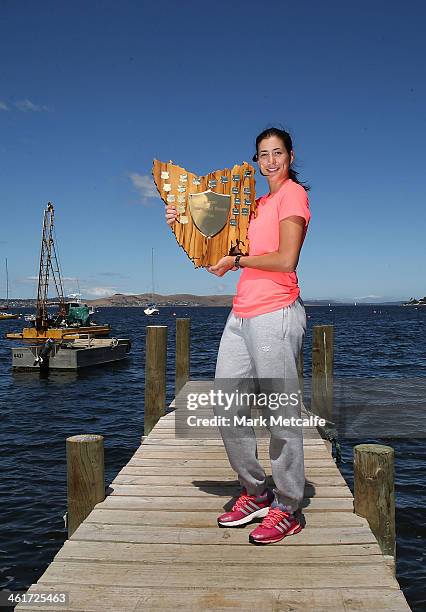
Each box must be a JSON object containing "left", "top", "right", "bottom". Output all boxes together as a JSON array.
[{"left": 252, "top": 127, "right": 310, "bottom": 191}]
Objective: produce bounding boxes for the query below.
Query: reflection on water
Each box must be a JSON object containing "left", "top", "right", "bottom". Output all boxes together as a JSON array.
[{"left": 11, "top": 359, "right": 131, "bottom": 386}]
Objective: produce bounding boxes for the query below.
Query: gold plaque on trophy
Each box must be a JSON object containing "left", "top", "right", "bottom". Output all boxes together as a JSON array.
[
  {"left": 189, "top": 191, "right": 231, "bottom": 237},
  {"left": 152, "top": 159, "right": 257, "bottom": 267}
]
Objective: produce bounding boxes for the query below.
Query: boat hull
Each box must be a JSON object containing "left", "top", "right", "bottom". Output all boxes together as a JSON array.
[{"left": 11, "top": 338, "right": 131, "bottom": 370}]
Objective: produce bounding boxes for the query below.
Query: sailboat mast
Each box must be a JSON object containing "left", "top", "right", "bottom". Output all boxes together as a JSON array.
[
  {"left": 5, "top": 258, "right": 9, "bottom": 310},
  {"left": 151, "top": 248, "right": 154, "bottom": 302}
]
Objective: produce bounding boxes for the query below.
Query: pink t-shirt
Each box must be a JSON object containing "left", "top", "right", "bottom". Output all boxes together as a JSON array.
[{"left": 232, "top": 179, "right": 311, "bottom": 318}]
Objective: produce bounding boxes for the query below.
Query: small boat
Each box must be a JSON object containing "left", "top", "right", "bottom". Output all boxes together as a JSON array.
[
  {"left": 11, "top": 336, "right": 131, "bottom": 371},
  {"left": 0, "top": 312, "right": 18, "bottom": 320},
  {"left": 403, "top": 297, "right": 426, "bottom": 307},
  {"left": 67, "top": 293, "right": 94, "bottom": 313},
  {"left": 144, "top": 248, "right": 160, "bottom": 316},
  {"left": 0, "top": 258, "right": 19, "bottom": 320},
  {"left": 144, "top": 304, "right": 159, "bottom": 316}
]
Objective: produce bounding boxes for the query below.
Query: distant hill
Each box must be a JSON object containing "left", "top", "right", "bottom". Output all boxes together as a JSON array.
[
  {"left": 0, "top": 294, "right": 406, "bottom": 308},
  {"left": 85, "top": 293, "right": 235, "bottom": 307},
  {"left": 83, "top": 294, "right": 405, "bottom": 307}
]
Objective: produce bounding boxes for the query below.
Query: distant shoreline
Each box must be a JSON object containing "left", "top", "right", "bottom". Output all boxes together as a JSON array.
[{"left": 0, "top": 293, "right": 408, "bottom": 309}]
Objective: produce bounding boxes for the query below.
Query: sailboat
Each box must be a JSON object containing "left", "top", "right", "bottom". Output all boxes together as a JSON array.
[
  {"left": 144, "top": 248, "right": 159, "bottom": 316},
  {"left": 0, "top": 258, "right": 19, "bottom": 320}
]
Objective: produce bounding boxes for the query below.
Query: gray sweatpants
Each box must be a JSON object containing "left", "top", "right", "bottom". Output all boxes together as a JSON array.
[{"left": 214, "top": 297, "right": 306, "bottom": 513}]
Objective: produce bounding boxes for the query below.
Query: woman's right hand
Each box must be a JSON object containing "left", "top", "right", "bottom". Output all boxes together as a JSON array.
[{"left": 165, "top": 205, "right": 178, "bottom": 226}]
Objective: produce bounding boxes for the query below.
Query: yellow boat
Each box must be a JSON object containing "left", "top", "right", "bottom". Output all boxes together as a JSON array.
[
  {"left": 6, "top": 324, "right": 111, "bottom": 340},
  {"left": 0, "top": 312, "right": 19, "bottom": 320}
]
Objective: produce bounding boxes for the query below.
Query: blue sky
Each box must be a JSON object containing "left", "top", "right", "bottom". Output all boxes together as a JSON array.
[{"left": 0, "top": 0, "right": 425, "bottom": 302}]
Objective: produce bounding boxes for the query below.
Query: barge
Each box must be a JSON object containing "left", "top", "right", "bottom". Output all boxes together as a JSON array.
[{"left": 12, "top": 337, "right": 131, "bottom": 371}]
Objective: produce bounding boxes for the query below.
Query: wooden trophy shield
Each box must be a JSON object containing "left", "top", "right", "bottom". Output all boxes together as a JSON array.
[{"left": 152, "top": 159, "right": 257, "bottom": 267}]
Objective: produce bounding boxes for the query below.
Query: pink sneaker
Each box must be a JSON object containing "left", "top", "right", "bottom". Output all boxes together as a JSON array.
[
  {"left": 249, "top": 504, "right": 302, "bottom": 544},
  {"left": 217, "top": 488, "right": 273, "bottom": 528}
]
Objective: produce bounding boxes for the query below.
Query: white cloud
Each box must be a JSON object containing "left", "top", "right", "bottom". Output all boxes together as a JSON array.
[
  {"left": 353, "top": 294, "right": 383, "bottom": 300},
  {"left": 0, "top": 101, "right": 8, "bottom": 111},
  {"left": 129, "top": 172, "right": 157, "bottom": 203},
  {"left": 215, "top": 282, "right": 232, "bottom": 294},
  {"left": 14, "top": 99, "right": 50, "bottom": 112},
  {"left": 83, "top": 286, "right": 118, "bottom": 298},
  {"left": 24, "top": 275, "right": 76, "bottom": 282}
]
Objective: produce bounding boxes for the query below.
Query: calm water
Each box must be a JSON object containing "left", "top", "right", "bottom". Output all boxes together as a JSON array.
[{"left": 0, "top": 305, "right": 425, "bottom": 610}]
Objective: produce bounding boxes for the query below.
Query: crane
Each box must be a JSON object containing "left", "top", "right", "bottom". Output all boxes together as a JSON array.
[
  {"left": 6, "top": 202, "right": 111, "bottom": 340},
  {"left": 35, "top": 202, "right": 66, "bottom": 331}
]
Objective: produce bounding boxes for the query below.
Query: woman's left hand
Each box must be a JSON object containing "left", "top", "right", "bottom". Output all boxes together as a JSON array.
[{"left": 207, "top": 256, "right": 236, "bottom": 277}]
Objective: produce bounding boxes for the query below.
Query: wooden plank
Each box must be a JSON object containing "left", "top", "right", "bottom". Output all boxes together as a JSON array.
[
  {"left": 37, "top": 561, "right": 398, "bottom": 589},
  {"left": 143, "top": 435, "right": 327, "bottom": 446},
  {"left": 84, "top": 509, "right": 369, "bottom": 528},
  {"left": 73, "top": 521, "right": 377, "bottom": 545},
  {"left": 144, "top": 432, "right": 327, "bottom": 444},
  {"left": 20, "top": 585, "right": 411, "bottom": 612},
  {"left": 133, "top": 448, "right": 331, "bottom": 460},
  {"left": 56, "top": 540, "right": 384, "bottom": 565},
  {"left": 112, "top": 474, "right": 347, "bottom": 487},
  {"left": 145, "top": 428, "right": 319, "bottom": 439},
  {"left": 119, "top": 465, "right": 343, "bottom": 476},
  {"left": 126, "top": 457, "right": 336, "bottom": 468},
  {"left": 99, "top": 495, "right": 354, "bottom": 512},
  {"left": 107, "top": 484, "right": 353, "bottom": 499},
  {"left": 137, "top": 442, "right": 329, "bottom": 452},
  {"left": 142, "top": 432, "right": 324, "bottom": 440}
]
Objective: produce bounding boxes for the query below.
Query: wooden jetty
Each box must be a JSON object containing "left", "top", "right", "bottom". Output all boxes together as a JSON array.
[{"left": 17, "top": 323, "right": 411, "bottom": 611}]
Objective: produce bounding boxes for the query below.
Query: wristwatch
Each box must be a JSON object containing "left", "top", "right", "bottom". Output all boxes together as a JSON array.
[{"left": 234, "top": 254, "right": 244, "bottom": 268}]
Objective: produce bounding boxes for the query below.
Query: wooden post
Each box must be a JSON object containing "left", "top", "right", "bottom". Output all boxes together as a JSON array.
[
  {"left": 66, "top": 434, "right": 104, "bottom": 537},
  {"left": 311, "top": 325, "right": 334, "bottom": 422},
  {"left": 144, "top": 325, "right": 167, "bottom": 436},
  {"left": 354, "top": 444, "right": 395, "bottom": 564},
  {"left": 175, "top": 318, "right": 190, "bottom": 396}
]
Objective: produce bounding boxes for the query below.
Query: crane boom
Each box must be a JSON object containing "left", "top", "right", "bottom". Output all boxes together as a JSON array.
[{"left": 35, "top": 202, "right": 66, "bottom": 330}]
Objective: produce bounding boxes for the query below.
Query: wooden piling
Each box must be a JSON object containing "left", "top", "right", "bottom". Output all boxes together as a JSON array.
[
  {"left": 311, "top": 325, "right": 334, "bottom": 422},
  {"left": 354, "top": 444, "right": 395, "bottom": 564},
  {"left": 144, "top": 325, "right": 167, "bottom": 436},
  {"left": 66, "top": 434, "right": 104, "bottom": 537},
  {"left": 175, "top": 318, "right": 190, "bottom": 396}
]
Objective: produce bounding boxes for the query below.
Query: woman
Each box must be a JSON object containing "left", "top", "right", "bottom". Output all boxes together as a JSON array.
[{"left": 166, "top": 127, "right": 311, "bottom": 545}]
